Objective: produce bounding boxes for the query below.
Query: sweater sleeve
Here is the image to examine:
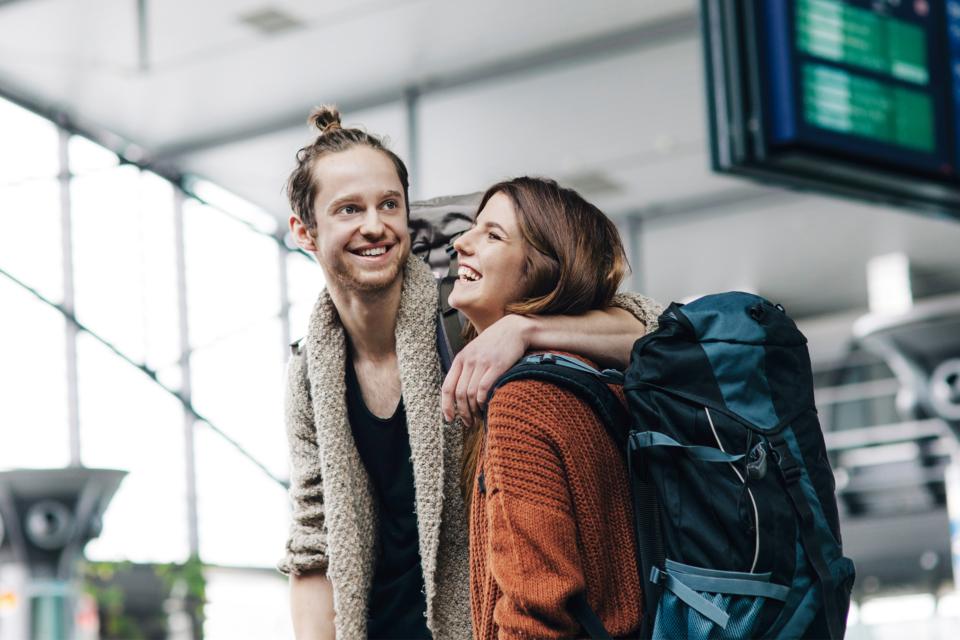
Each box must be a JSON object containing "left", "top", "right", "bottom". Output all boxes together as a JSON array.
[
  {"left": 610, "top": 292, "right": 664, "bottom": 334},
  {"left": 277, "top": 351, "right": 329, "bottom": 576},
  {"left": 484, "top": 382, "right": 586, "bottom": 639}
]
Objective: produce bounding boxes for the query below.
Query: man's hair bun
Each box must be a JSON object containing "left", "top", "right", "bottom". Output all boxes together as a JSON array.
[{"left": 309, "top": 105, "right": 342, "bottom": 135}]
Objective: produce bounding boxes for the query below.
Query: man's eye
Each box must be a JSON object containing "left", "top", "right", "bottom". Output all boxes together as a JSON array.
[
  {"left": 382, "top": 200, "right": 398, "bottom": 210},
  {"left": 339, "top": 205, "right": 358, "bottom": 214}
]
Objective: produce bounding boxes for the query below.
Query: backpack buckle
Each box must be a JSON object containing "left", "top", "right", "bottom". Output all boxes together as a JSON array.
[
  {"left": 649, "top": 565, "right": 664, "bottom": 585},
  {"left": 775, "top": 448, "right": 802, "bottom": 484}
]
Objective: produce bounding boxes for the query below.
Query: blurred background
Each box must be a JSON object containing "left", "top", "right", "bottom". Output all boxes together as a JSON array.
[{"left": 2, "top": 0, "right": 960, "bottom": 638}]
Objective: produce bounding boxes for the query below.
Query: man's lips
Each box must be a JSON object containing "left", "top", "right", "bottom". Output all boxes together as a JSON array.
[{"left": 348, "top": 243, "right": 394, "bottom": 257}]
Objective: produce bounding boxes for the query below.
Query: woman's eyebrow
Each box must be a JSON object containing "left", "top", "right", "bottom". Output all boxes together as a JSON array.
[{"left": 481, "top": 220, "right": 509, "bottom": 235}]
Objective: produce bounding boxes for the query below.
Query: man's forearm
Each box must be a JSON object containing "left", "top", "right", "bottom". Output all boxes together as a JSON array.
[
  {"left": 290, "top": 571, "right": 335, "bottom": 640},
  {"left": 525, "top": 307, "right": 645, "bottom": 368}
]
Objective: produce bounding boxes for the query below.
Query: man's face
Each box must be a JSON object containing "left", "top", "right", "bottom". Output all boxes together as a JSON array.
[{"left": 294, "top": 147, "right": 410, "bottom": 293}]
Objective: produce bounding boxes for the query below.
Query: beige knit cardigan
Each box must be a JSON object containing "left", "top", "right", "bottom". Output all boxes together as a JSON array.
[{"left": 278, "top": 254, "right": 662, "bottom": 639}]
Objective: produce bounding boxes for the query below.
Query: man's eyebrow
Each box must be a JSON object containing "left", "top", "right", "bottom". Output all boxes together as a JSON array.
[
  {"left": 380, "top": 189, "right": 403, "bottom": 200},
  {"left": 326, "top": 194, "right": 362, "bottom": 211}
]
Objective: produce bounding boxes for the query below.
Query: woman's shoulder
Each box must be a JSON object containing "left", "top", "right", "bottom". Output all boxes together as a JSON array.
[{"left": 486, "top": 351, "right": 608, "bottom": 437}]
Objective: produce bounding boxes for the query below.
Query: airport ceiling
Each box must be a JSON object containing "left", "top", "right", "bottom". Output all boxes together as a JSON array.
[
  {"left": 2, "top": 0, "right": 960, "bottom": 318},
  {"left": 0, "top": 0, "right": 700, "bottom": 211}
]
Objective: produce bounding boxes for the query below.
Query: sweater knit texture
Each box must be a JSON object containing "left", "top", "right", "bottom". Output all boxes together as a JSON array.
[
  {"left": 278, "top": 251, "right": 662, "bottom": 639},
  {"left": 469, "top": 356, "right": 645, "bottom": 639}
]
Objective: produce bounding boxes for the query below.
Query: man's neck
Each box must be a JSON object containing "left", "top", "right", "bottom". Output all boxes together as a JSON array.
[{"left": 328, "top": 278, "right": 403, "bottom": 363}]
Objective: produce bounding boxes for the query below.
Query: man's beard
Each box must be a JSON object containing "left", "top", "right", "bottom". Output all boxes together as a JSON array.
[{"left": 329, "top": 244, "right": 408, "bottom": 293}]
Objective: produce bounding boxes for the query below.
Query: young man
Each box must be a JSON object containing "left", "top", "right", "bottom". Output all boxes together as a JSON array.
[{"left": 279, "top": 106, "right": 661, "bottom": 639}]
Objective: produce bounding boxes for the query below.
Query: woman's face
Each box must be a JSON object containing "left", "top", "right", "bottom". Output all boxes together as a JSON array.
[{"left": 448, "top": 191, "right": 529, "bottom": 332}]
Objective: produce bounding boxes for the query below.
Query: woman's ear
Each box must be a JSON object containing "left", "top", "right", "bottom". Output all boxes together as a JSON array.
[{"left": 290, "top": 215, "right": 318, "bottom": 252}]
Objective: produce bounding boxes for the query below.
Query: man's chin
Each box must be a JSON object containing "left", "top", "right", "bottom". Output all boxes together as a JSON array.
[{"left": 335, "top": 260, "right": 403, "bottom": 293}]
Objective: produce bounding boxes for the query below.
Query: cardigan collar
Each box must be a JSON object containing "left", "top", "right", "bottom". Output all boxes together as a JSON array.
[{"left": 304, "top": 253, "right": 447, "bottom": 631}]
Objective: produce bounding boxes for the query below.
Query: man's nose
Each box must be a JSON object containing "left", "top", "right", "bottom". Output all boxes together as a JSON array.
[{"left": 359, "top": 207, "right": 385, "bottom": 236}]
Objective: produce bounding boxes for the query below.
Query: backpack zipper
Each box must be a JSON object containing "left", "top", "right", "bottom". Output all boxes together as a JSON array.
[{"left": 705, "top": 407, "right": 760, "bottom": 573}]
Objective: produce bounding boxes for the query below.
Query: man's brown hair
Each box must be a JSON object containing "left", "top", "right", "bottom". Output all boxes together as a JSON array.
[{"left": 286, "top": 105, "right": 410, "bottom": 231}]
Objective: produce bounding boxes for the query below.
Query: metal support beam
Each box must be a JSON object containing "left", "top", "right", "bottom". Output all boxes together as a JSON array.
[
  {"left": 404, "top": 87, "right": 420, "bottom": 200},
  {"left": 278, "top": 239, "right": 291, "bottom": 362},
  {"left": 58, "top": 128, "right": 81, "bottom": 466},
  {"left": 624, "top": 215, "right": 644, "bottom": 295},
  {"left": 173, "top": 188, "right": 200, "bottom": 559},
  {"left": 137, "top": 0, "right": 150, "bottom": 73}
]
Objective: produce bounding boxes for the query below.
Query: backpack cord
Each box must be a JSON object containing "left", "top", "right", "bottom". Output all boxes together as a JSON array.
[{"left": 705, "top": 407, "right": 760, "bottom": 573}]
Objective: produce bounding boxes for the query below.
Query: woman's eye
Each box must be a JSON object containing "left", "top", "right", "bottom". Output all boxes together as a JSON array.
[{"left": 488, "top": 232, "right": 502, "bottom": 241}]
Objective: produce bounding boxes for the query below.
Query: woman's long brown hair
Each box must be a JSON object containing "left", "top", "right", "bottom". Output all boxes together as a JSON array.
[{"left": 460, "top": 177, "right": 629, "bottom": 512}]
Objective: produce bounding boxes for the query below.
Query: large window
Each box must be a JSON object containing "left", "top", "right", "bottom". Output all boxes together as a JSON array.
[{"left": 0, "top": 96, "right": 301, "bottom": 571}]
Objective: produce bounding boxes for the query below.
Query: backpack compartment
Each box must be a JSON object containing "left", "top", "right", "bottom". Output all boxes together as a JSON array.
[
  {"left": 629, "top": 392, "right": 795, "bottom": 638},
  {"left": 625, "top": 293, "right": 853, "bottom": 640}
]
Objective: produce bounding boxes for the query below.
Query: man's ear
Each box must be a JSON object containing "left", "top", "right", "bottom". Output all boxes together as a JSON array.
[{"left": 290, "top": 215, "right": 318, "bottom": 252}]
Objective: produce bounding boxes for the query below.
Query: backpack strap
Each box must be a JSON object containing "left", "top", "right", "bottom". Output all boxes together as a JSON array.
[
  {"left": 628, "top": 436, "right": 665, "bottom": 639},
  {"left": 768, "top": 431, "right": 844, "bottom": 640},
  {"left": 436, "top": 244, "right": 464, "bottom": 374},
  {"left": 487, "top": 353, "right": 628, "bottom": 638},
  {"left": 488, "top": 353, "right": 629, "bottom": 448}
]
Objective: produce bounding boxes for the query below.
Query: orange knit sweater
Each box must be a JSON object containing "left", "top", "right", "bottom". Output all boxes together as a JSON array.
[{"left": 469, "top": 358, "right": 643, "bottom": 639}]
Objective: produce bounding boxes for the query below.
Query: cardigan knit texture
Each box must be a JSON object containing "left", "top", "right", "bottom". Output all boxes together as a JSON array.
[
  {"left": 469, "top": 359, "right": 648, "bottom": 640},
  {"left": 279, "top": 252, "right": 662, "bottom": 639}
]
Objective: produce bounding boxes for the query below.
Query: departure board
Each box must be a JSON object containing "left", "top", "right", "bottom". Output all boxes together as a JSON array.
[{"left": 702, "top": 0, "right": 960, "bottom": 219}]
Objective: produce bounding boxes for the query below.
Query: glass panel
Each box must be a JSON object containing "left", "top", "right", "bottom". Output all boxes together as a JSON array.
[
  {"left": 78, "top": 332, "right": 190, "bottom": 563},
  {"left": 185, "top": 200, "right": 287, "bottom": 567},
  {"left": 186, "top": 176, "right": 278, "bottom": 235},
  {"left": 286, "top": 251, "right": 324, "bottom": 342},
  {"left": 69, "top": 135, "right": 118, "bottom": 176},
  {"left": 0, "top": 276, "right": 69, "bottom": 469},
  {"left": 195, "top": 416, "right": 289, "bottom": 568},
  {"left": 72, "top": 168, "right": 180, "bottom": 371},
  {"left": 183, "top": 200, "right": 279, "bottom": 350},
  {"left": 203, "top": 567, "right": 292, "bottom": 639},
  {"left": 190, "top": 320, "right": 287, "bottom": 480},
  {"left": 0, "top": 98, "right": 59, "bottom": 182},
  {"left": 0, "top": 177, "right": 62, "bottom": 302}
]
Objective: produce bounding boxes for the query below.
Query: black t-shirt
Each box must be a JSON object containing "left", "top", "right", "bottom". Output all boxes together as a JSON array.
[{"left": 345, "top": 359, "right": 431, "bottom": 640}]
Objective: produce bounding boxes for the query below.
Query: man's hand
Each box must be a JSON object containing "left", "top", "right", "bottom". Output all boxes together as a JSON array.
[{"left": 441, "top": 314, "right": 532, "bottom": 423}]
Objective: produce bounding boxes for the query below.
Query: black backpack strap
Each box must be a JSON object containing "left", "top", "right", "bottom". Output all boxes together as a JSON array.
[
  {"left": 488, "top": 353, "right": 629, "bottom": 448},
  {"left": 436, "top": 244, "right": 464, "bottom": 374},
  {"left": 768, "top": 432, "right": 843, "bottom": 640},
  {"left": 487, "top": 353, "right": 628, "bottom": 638},
  {"left": 569, "top": 593, "right": 613, "bottom": 640},
  {"left": 629, "top": 445, "right": 664, "bottom": 639}
]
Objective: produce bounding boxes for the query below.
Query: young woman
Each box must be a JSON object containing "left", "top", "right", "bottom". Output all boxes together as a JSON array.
[{"left": 449, "top": 177, "right": 645, "bottom": 639}]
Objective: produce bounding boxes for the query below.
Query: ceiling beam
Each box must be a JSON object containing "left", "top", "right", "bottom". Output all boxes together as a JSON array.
[{"left": 151, "top": 10, "right": 699, "bottom": 160}]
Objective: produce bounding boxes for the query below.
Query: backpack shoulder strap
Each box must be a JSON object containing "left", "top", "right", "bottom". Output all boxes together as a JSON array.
[
  {"left": 489, "top": 353, "right": 630, "bottom": 454},
  {"left": 489, "top": 353, "right": 626, "bottom": 639},
  {"left": 436, "top": 245, "right": 464, "bottom": 374}
]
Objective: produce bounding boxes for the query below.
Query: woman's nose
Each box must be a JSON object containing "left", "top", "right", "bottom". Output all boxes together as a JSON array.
[{"left": 453, "top": 230, "right": 472, "bottom": 256}]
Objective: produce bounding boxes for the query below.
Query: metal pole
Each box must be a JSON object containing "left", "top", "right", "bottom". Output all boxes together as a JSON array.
[
  {"left": 172, "top": 189, "right": 200, "bottom": 559},
  {"left": 626, "top": 214, "right": 644, "bottom": 294},
  {"left": 404, "top": 87, "right": 420, "bottom": 201},
  {"left": 58, "top": 127, "right": 81, "bottom": 466},
  {"left": 278, "top": 237, "right": 291, "bottom": 359}
]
